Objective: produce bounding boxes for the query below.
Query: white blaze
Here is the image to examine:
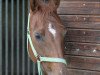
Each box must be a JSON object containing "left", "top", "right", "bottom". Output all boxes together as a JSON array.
[{"left": 48, "top": 23, "right": 56, "bottom": 37}]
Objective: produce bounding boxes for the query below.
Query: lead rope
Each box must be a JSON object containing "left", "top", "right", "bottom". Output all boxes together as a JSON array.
[
  {"left": 27, "top": 13, "right": 67, "bottom": 75},
  {"left": 37, "top": 60, "right": 43, "bottom": 75}
]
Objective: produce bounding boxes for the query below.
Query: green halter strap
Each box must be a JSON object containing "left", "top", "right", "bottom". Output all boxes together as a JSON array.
[{"left": 27, "top": 13, "right": 67, "bottom": 75}]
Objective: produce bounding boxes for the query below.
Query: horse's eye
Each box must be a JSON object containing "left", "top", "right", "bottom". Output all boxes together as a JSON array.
[{"left": 35, "top": 33, "right": 43, "bottom": 41}]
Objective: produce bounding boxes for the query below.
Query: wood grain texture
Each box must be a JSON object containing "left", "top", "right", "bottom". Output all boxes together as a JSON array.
[
  {"left": 66, "top": 29, "right": 100, "bottom": 36},
  {"left": 65, "top": 42, "right": 100, "bottom": 57},
  {"left": 59, "top": 2, "right": 100, "bottom": 8},
  {"left": 66, "top": 68, "right": 100, "bottom": 75},
  {"left": 65, "top": 35, "right": 100, "bottom": 43},
  {"left": 61, "top": 0, "right": 100, "bottom": 2},
  {"left": 59, "top": 15, "right": 100, "bottom": 29},
  {"left": 60, "top": 0, "right": 100, "bottom": 74},
  {"left": 58, "top": 1, "right": 100, "bottom": 15},
  {"left": 65, "top": 55, "right": 100, "bottom": 71},
  {"left": 64, "top": 29, "right": 100, "bottom": 43},
  {"left": 62, "top": 22, "right": 100, "bottom": 29},
  {"left": 60, "top": 15, "right": 100, "bottom": 22}
]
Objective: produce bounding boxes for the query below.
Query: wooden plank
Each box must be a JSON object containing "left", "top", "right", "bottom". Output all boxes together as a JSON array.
[
  {"left": 58, "top": 2, "right": 100, "bottom": 14},
  {"left": 65, "top": 42, "right": 100, "bottom": 57},
  {"left": 60, "top": 15, "right": 100, "bottom": 29},
  {"left": 65, "top": 29, "right": 100, "bottom": 43},
  {"left": 62, "top": 22, "right": 100, "bottom": 29},
  {"left": 65, "top": 35, "right": 100, "bottom": 43},
  {"left": 60, "top": 15, "right": 100, "bottom": 22},
  {"left": 66, "top": 29, "right": 100, "bottom": 36},
  {"left": 66, "top": 68, "right": 100, "bottom": 75},
  {"left": 58, "top": 8, "right": 100, "bottom": 15},
  {"left": 65, "top": 55, "right": 100, "bottom": 71},
  {"left": 59, "top": 2, "right": 100, "bottom": 8},
  {"left": 61, "top": 0, "right": 100, "bottom": 2}
]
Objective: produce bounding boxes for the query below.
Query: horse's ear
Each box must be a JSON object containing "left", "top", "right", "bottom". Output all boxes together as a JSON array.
[{"left": 30, "top": 0, "right": 39, "bottom": 13}]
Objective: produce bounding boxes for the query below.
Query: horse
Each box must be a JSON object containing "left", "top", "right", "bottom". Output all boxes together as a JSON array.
[{"left": 27, "top": 0, "right": 67, "bottom": 75}]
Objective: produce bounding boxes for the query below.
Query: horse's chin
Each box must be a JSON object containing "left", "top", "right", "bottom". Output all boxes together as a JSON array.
[
  {"left": 44, "top": 64, "right": 67, "bottom": 75},
  {"left": 47, "top": 70, "right": 67, "bottom": 75}
]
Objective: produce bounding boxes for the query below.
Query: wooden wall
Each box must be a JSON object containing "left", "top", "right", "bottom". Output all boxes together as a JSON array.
[{"left": 58, "top": 0, "right": 100, "bottom": 75}]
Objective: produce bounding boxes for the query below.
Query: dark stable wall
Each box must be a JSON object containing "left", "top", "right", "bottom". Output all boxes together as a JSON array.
[
  {"left": 2, "top": 0, "right": 37, "bottom": 75},
  {"left": 58, "top": 0, "right": 100, "bottom": 75}
]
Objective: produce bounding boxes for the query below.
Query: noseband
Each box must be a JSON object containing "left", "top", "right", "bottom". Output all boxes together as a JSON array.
[{"left": 27, "top": 13, "right": 67, "bottom": 75}]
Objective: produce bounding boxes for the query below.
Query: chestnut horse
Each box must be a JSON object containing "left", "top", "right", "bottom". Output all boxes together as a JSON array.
[{"left": 27, "top": 0, "right": 67, "bottom": 75}]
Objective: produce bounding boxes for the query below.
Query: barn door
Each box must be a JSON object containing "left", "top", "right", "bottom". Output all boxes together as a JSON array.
[{"left": 58, "top": 0, "right": 100, "bottom": 75}]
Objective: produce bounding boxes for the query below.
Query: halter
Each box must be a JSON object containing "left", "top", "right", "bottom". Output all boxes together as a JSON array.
[{"left": 27, "top": 13, "right": 67, "bottom": 75}]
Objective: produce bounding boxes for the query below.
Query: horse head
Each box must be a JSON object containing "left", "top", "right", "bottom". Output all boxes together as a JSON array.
[{"left": 27, "top": 0, "right": 67, "bottom": 75}]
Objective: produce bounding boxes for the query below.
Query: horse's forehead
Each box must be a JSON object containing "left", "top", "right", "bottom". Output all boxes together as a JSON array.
[{"left": 48, "top": 22, "right": 56, "bottom": 38}]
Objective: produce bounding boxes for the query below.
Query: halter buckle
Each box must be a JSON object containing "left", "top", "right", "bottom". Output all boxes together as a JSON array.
[{"left": 36, "top": 55, "right": 41, "bottom": 61}]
